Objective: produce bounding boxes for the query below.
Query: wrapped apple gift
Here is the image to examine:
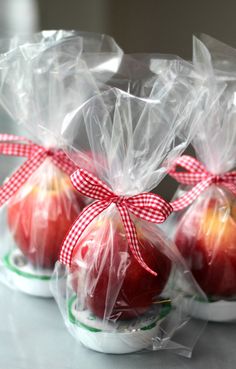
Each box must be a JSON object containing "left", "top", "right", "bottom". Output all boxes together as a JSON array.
[
  {"left": 0, "top": 31, "right": 122, "bottom": 297},
  {"left": 51, "top": 79, "right": 207, "bottom": 356},
  {"left": 169, "top": 37, "right": 236, "bottom": 322}
]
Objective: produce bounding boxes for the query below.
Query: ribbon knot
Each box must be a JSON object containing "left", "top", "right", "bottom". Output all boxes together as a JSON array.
[
  {"left": 45, "top": 148, "right": 55, "bottom": 157},
  {"left": 0, "top": 134, "right": 76, "bottom": 207},
  {"left": 111, "top": 195, "right": 126, "bottom": 205},
  {"left": 169, "top": 155, "right": 236, "bottom": 211},
  {"left": 211, "top": 175, "right": 223, "bottom": 185},
  {"left": 59, "top": 167, "right": 173, "bottom": 276}
]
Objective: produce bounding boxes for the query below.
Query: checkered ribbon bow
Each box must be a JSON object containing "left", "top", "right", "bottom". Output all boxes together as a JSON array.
[
  {"left": 0, "top": 134, "right": 76, "bottom": 207},
  {"left": 59, "top": 167, "right": 173, "bottom": 276},
  {"left": 169, "top": 155, "right": 236, "bottom": 211}
]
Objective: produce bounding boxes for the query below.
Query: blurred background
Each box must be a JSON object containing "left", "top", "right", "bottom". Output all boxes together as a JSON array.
[
  {"left": 0, "top": 0, "right": 235, "bottom": 196},
  {"left": 38, "top": 0, "right": 236, "bottom": 57},
  {"left": 1, "top": 0, "right": 235, "bottom": 56}
]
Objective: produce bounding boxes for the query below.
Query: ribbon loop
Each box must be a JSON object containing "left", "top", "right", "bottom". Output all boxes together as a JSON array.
[
  {"left": 71, "top": 168, "right": 114, "bottom": 200},
  {"left": 126, "top": 193, "right": 173, "bottom": 223},
  {"left": 60, "top": 169, "right": 173, "bottom": 276},
  {"left": 0, "top": 134, "right": 76, "bottom": 207},
  {"left": 169, "top": 155, "right": 236, "bottom": 211}
]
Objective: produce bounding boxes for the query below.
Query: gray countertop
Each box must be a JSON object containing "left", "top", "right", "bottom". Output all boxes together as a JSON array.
[{"left": 0, "top": 283, "right": 235, "bottom": 369}]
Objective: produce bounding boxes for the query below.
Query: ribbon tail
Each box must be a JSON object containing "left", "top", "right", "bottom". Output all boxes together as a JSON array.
[
  {"left": 171, "top": 179, "right": 212, "bottom": 211},
  {"left": 168, "top": 155, "right": 209, "bottom": 185},
  {"left": 169, "top": 155, "right": 207, "bottom": 174},
  {"left": 59, "top": 200, "right": 111, "bottom": 266},
  {"left": 116, "top": 203, "right": 157, "bottom": 276},
  {"left": 0, "top": 149, "right": 47, "bottom": 207}
]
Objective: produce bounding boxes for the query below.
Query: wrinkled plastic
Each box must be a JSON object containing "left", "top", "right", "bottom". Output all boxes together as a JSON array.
[
  {"left": 192, "top": 35, "right": 236, "bottom": 104},
  {"left": 0, "top": 29, "right": 123, "bottom": 79},
  {"left": 51, "top": 82, "right": 207, "bottom": 356},
  {"left": 0, "top": 31, "right": 122, "bottom": 296},
  {"left": 195, "top": 34, "right": 236, "bottom": 83},
  {"left": 92, "top": 52, "right": 201, "bottom": 99},
  {"left": 172, "top": 37, "right": 236, "bottom": 321}
]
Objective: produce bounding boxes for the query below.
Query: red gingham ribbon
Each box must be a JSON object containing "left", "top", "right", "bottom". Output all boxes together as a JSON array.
[
  {"left": 169, "top": 155, "right": 236, "bottom": 211},
  {"left": 0, "top": 134, "right": 76, "bottom": 207},
  {"left": 59, "top": 167, "right": 173, "bottom": 276}
]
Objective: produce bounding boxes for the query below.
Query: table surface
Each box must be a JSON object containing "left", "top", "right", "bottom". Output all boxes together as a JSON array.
[{"left": 0, "top": 284, "right": 235, "bottom": 369}]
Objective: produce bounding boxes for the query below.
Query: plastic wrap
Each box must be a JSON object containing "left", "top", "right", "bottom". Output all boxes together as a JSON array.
[
  {"left": 0, "top": 31, "right": 122, "bottom": 297},
  {"left": 51, "top": 76, "right": 207, "bottom": 357},
  {"left": 91, "top": 52, "right": 200, "bottom": 100},
  {"left": 2, "top": 29, "right": 123, "bottom": 76},
  {"left": 195, "top": 34, "right": 236, "bottom": 83},
  {"left": 171, "top": 37, "right": 236, "bottom": 322},
  {"left": 0, "top": 30, "right": 123, "bottom": 181}
]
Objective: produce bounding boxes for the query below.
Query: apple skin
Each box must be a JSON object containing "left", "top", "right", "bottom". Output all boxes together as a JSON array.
[
  {"left": 8, "top": 168, "right": 85, "bottom": 269},
  {"left": 71, "top": 217, "right": 171, "bottom": 320},
  {"left": 175, "top": 189, "right": 236, "bottom": 298}
]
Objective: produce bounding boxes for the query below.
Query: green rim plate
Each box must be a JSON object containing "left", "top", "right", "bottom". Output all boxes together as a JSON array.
[
  {"left": 68, "top": 295, "right": 172, "bottom": 333},
  {"left": 3, "top": 251, "right": 52, "bottom": 281}
]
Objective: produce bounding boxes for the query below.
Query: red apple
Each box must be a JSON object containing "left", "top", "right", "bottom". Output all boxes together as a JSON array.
[
  {"left": 175, "top": 188, "right": 236, "bottom": 298},
  {"left": 70, "top": 216, "right": 171, "bottom": 320},
  {"left": 8, "top": 164, "right": 86, "bottom": 269}
]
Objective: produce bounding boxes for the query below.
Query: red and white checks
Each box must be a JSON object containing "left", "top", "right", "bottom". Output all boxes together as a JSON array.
[
  {"left": 59, "top": 167, "right": 173, "bottom": 276},
  {"left": 169, "top": 155, "right": 236, "bottom": 211},
  {"left": 0, "top": 134, "right": 76, "bottom": 207}
]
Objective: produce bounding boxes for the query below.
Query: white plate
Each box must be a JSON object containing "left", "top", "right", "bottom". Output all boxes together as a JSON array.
[
  {"left": 183, "top": 296, "right": 236, "bottom": 322},
  {"left": 68, "top": 295, "right": 171, "bottom": 354},
  {"left": 2, "top": 249, "right": 53, "bottom": 298}
]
